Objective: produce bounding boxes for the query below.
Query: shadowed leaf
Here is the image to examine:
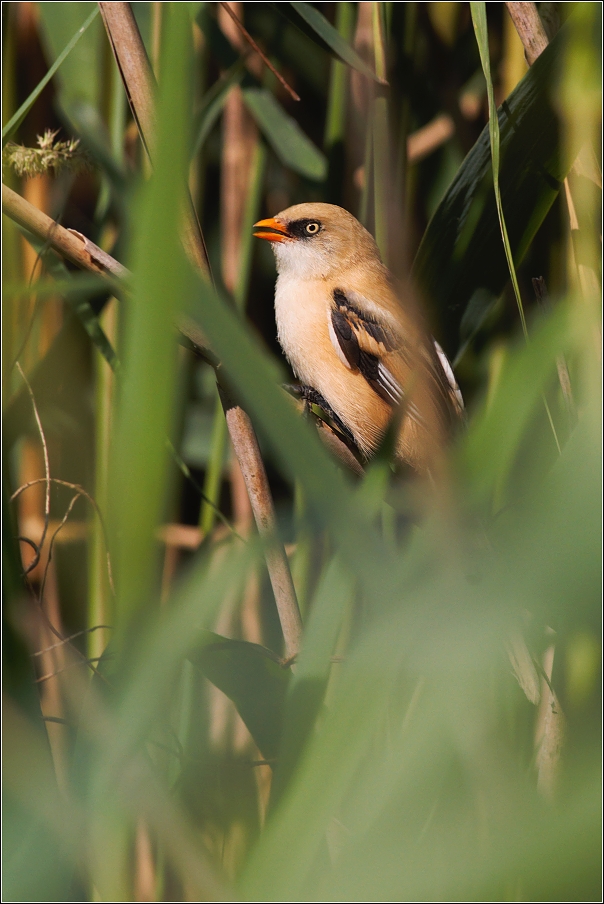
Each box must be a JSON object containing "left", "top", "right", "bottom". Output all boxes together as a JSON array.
[
  {"left": 190, "top": 631, "right": 290, "bottom": 762},
  {"left": 243, "top": 87, "right": 327, "bottom": 181},
  {"left": 413, "top": 21, "right": 594, "bottom": 355}
]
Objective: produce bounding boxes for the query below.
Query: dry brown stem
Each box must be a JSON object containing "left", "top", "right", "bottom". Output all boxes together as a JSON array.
[
  {"left": 219, "top": 4, "right": 259, "bottom": 297},
  {"left": 15, "top": 362, "right": 50, "bottom": 575},
  {"left": 220, "top": 392, "right": 302, "bottom": 659},
  {"left": 505, "top": 0, "right": 601, "bottom": 301},
  {"left": 534, "top": 637, "right": 565, "bottom": 800},
  {"left": 504, "top": 2, "right": 549, "bottom": 65},
  {"left": 98, "top": 1, "right": 210, "bottom": 278},
  {"left": 219, "top": 2, "right": 300, "bottom": 102}
]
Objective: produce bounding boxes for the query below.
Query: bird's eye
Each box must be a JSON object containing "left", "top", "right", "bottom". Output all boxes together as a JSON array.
[{"left": 305, "top": 222, "right": 320, "bottom": 235}]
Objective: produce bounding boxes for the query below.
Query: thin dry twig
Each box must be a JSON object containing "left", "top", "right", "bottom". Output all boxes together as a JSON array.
[
  {"left": 1, "top": 183, "right": 213, "bottom": 360},
  {"left": 534, "top": 633, "right": 565, "bottom": 800},
  {"left": 35, "top": 655, "right": 105, "bottom": 685},
  {"left": 15, "top": 362, "right": 50, "bottom": 576},
  {"left": 11, "top": 476, "right": 116, "bottom": 596},
  {"left": 38, "top": 493, "right": 81, "bottom": 612},
  {"left": 219, "top": 2, "right": 300, "bottom": 102},
  {"left": 2, "top": 183, "right": 127, "bottom": 279},
  {"left": 407, "top": 113, "right": 454, "bottom": 163},
  {"left": 12, "top": 371, "right": 111, "bottom": 687},
  {"left": 32, "top": 624, "right": 113, "bottom": 658}
]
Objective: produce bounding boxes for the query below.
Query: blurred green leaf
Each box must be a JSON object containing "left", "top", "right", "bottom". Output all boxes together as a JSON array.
[
  {"left": 107, "top": 4, "right": 193, "bottom": 641},
  {"left": 196, "top": 5, "right": 327, "bottom": 180},
  {"left": 243, "top": 87, "right": 327, "bottom": 181},
  {"left": 2, "top": 5, "right": 99, "bottom": 145},
  {"left": 192, "top": 61, "right": 245, "bottom": 158},
  {"left": 37, "top": 3, "right": 102, "bottom": 110},
  {"left": 283, "top": 2, "right": 385, "bottom": 84},
  {"left": 413, "top": 20, "right": 587, "bottom": 354},
  {"left": 461, "top": 302, "right": 570, "bottom": 504},
  {"left": 190, "top": 631, "right": 290, "bottom": 762},
  {"left": 13, "top": 229, "right": 118, "bottom": 370},
  {"left": 3, "top": 700, "right": 79, "bottom": 903},
  {"left": 108, "top": 540, "right": 256, "bottom": 757},
  {"left": 61, "top": 99, "right": 127, "bottom": 192},
  {"left": 240, "top": 366, "right": 601, "bottom": 899},
  {"left": 272, "top": 558, "right": 352, "bottom": 801}
]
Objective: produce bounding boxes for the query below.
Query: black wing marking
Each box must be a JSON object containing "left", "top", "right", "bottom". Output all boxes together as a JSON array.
[
  {"left": 330, "top": 289, "right": 402, "bottom": 406},
  {"left": 330, "top": 288, "right": 464, "bottom": 428}
]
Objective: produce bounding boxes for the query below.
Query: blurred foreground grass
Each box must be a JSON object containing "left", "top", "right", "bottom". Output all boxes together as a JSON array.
[{"left": 2, "top": 3, "right": 601, "bottom": 901}]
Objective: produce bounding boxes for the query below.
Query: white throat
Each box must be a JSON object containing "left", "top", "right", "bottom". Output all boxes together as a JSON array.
[{"left": 272, "top": 240, "right": 333, "bottom": 281}]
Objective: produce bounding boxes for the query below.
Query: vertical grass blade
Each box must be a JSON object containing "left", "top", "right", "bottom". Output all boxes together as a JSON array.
[
  {"left": 108, "top": 4, "right": 194, "bottom": 644},
  {"left": 470, "top": 2, "right": 528, "bottom": 338}
]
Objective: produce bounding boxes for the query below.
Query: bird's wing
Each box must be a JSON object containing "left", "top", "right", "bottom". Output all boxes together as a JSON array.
[
  {"left": 329, "top": 287, "right": 464, "bottom": 421},
  {"left": 431, "top": 340, "right": 465, "bottom": 415},
  {"left": 329, "top": 288, "right": 403, "bottom": 406}
]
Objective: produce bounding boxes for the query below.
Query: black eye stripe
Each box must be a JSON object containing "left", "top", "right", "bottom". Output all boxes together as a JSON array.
[{"left": 287, "top": 218, "right": 322, "bottom": 239}]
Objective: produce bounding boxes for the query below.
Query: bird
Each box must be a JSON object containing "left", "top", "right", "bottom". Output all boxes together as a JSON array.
[{"left": 253, "top": 202, "right": 463, "bottom": 473}]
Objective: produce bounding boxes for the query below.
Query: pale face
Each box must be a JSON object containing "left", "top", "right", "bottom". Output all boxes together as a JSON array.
[{"left": 254, "top": 202, "right": 382, "bottom": 281}]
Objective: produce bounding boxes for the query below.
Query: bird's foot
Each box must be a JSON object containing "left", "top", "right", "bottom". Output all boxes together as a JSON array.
[{"left": 283, "top": 383, "right": 357, "bottom": 447}]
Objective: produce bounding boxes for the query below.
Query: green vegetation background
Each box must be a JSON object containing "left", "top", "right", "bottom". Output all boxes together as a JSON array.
[{"left": 2, "top": 3, "right": 601, "bottom": 901}]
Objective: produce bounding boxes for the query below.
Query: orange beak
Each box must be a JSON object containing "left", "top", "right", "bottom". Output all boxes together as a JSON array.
[{"left": 253, "top": 217, "right": 292, "bottom": 243}]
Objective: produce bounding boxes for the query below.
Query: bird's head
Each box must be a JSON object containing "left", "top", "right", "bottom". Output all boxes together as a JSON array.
[{"left": 254, "top": 203, "right": 383, "bottom": 280}]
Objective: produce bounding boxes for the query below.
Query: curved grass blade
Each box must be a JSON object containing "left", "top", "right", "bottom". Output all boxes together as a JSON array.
[
  {"left": 107, "top": 4, "right": 195, "bottom": 642},
  {"left": 470, "top": 2, "right": 527, "bottom": 338},
  {"left": 413, "top": 20, "right": 587, "bottom": 356},
  {"left": 242, "top": 87, "right": 327, "bottom": 181},
  {"left": 284, "top": 2, "right": 387, "bottom": 85},
  {"left": 2, "top": 6, "right": 99, "bottom": 145},
  {"left": 471, "top": 2, "right": 561, "bottom": 455}
]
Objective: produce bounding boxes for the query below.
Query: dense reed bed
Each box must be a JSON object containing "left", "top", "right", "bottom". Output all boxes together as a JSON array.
[{"left": 3, "top": 3, "right": 601, "bottom": 900}]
